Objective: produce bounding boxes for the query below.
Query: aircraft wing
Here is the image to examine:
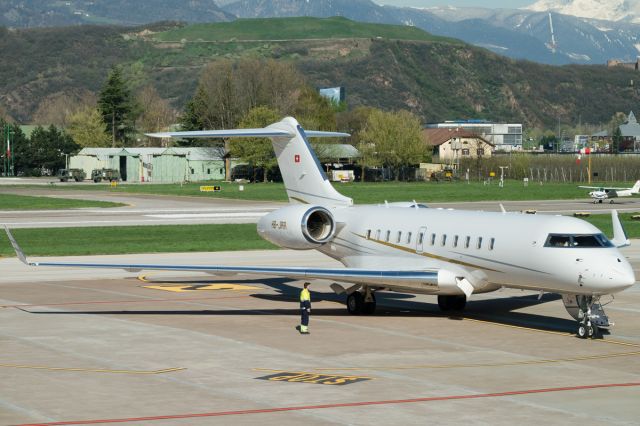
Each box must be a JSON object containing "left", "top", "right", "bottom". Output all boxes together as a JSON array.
[
  {"left": 3, "top": 226, "right": 437, "bottom": 287},
  {"left": 579, "top": 185, "right": 629, "bottom": 190}
]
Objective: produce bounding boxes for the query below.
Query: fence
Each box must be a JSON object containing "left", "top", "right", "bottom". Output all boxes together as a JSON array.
[{"left": 458, "top": 153, "right": 640, "bottom": 183}]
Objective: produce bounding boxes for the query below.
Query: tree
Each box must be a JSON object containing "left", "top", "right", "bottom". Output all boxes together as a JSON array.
[
  {"left": 136, "top": 85, "right": 176, "bottom": 146},
  {"left": 98, "top": 66, "right": 135, "bottom": 147},
  {"left": 612, "top": 126, "right": 623, "bottom": 153},
  {"left": 66, "top": 107, "right": 112, "bottom": 148},
  {"left": 33, "top": 90, "right": 97, "bottom": 127},
  {"left": 360, "top": 109, "right": 426, "bottom": 181},
  {"left": 15, "top": 125, "right": 78, "bottom": 176},
  {"left": 230, "top": 106, "right": 280, "bottom": 182}
]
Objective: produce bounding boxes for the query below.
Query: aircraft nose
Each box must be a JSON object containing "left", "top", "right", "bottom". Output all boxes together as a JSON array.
[{"left": 610, "top": 260, "right": 636, "bottom": 292}]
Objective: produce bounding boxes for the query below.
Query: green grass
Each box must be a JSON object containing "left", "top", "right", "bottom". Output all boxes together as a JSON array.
[
  {"left": 46, "top": 180, "right": 602, "bottom": 204},
  {"left": 155, "top": 16, "right": 456, "bottom": 43},
  {"left": 0, "top": 194, "right": 125, "bottom": 210},
  {"left": 581, "top": 213, "right": 640, "bottom": 239},
  {"left": 0, "top": 224, "right": 276, "bottom": 257}
]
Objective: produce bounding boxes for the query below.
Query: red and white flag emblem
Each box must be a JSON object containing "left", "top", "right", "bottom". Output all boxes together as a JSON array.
[{"left": 294, "top": 154, "right": 300, "bottom": 163}]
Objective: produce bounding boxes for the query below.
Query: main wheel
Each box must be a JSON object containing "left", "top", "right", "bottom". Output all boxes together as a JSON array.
[
  {"left": 438, "top": 295, "right": 466, "bottom": 311},
  {"left": 347, "top": 292, "right": 364, "bottom": 315},
  {"left": 362, "top": 293, "right": 377, "bottom": 315},
  {"left": 598, "top": 199, "right": 603, "bottom": 204},
  {"left": 587, "top": 325, "right": 595, "bottom": 338}
]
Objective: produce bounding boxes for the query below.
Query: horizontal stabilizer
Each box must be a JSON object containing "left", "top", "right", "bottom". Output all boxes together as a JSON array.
[{"left": 146, "top": 129, "right": 349, "bottom": 139}]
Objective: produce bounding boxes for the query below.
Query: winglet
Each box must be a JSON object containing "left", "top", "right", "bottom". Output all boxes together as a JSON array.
[
  {"left": 610, "top": 210, "right": 630, "bottom": 248},
  {"left": 3, "top": 225, "right": 29, "bottom": 265}
]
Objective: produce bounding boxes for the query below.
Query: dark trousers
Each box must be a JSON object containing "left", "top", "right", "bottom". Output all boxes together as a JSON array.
[{"left": 301, "top": 308, "right": 309, "bottom": 326}]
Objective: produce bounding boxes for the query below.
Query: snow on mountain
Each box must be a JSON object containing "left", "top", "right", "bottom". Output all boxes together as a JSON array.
[{"left": 525, "top": 0, "right": 640, "bottom": 24}]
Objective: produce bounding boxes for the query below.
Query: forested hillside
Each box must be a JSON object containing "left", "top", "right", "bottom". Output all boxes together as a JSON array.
[{"left": 0, "top": 17, "right": 638, "bottom": 128}]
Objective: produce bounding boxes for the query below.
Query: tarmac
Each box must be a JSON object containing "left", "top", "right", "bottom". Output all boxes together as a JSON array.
[{"left": 1, "top": 247, "right": 639, "bottom": 425}]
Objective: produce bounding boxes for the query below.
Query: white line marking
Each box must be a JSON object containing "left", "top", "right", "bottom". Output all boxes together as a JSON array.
[{"left": 146, "top": 213, "right": 268, "bottom": 219}]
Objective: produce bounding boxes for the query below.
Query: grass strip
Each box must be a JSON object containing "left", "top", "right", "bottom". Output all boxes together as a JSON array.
[
  {"left": 41, "top": 180, "right": 611, "bottom": 204},
  {"left": 0, "top": 224, "right": 276, "bottom": 257},
  {"left": 0, "top": 193, "right": 124, "bottom": 210}
]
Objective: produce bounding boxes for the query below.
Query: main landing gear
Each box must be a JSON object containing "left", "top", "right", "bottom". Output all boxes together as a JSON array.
[
  {"left": 346, "top": 286, "right": 377, "bottom": 315},
  {"left": 437, "top": 295, "right": 467, "bottom": 311}
]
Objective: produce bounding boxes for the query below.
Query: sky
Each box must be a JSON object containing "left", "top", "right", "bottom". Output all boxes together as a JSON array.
[{"left": 374, "top": 1, "right": 534, "bottom": 8}]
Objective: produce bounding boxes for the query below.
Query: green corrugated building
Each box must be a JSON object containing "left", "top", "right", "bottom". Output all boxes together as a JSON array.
[{"left": 70, "top": 147, "right": 231, "bottom": 183}]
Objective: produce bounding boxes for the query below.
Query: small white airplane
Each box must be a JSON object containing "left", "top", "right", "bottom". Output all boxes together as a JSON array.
[
  {"left": 4, "top": 117, "right": 636, "bottom": 339},
  {"left": 579, "top": 180, "right": 640, "bottom": 204}
]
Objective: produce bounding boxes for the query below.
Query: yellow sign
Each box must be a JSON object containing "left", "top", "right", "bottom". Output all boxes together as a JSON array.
[
  {"left": 144, "top": 284, "right": 259, "bottom": 293},
  {"left": 255, "top": 371, "right": 372, "bottom": 386},
  {"left": 200, "top": 185, "right": 221, "bottom": 192},
  {"left": 110, "top": 181, "right": 118, "bottom": 187},
  {"left": 489, "top": 171, "right": 496, "bottom": 177}
]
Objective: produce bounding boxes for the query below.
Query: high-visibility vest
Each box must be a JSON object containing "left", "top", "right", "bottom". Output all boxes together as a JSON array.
[{"left": 300, "top": 288, "right": 311, "bottom": 302}]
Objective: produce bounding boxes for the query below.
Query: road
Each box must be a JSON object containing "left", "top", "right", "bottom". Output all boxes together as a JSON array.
[{"left": 1, "top": 186, "right": 639, "bottom": 228}]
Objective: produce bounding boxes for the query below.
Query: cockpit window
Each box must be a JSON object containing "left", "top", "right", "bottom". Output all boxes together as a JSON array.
[{"left": 544, "top": 233, "right": 613, "bottom": 248}]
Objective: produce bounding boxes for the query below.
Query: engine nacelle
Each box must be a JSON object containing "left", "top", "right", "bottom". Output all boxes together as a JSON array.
[{"left": 257, "top": 205, "right": 336, "bottom": 250}]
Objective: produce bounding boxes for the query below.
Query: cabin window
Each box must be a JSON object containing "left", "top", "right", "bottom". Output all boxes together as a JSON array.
[
  {"left": 418, "top": 232, "right": 424, "bottom": 245},
  {"left": 366, "top": 230, "right": 371, "bottom": 240},
  {"left": 465, "top": 236, "right": 470, "bottom": 248},
  {"left": 477, "top": 237, "right": 483, "bottom": 249},
  {"left": 441, "top": 234, "right": 447, "bottom": 246},
  {"left": 430, "top": 233, "right": 436, "bottom": 245},
  {"left": 453, "top": 235, "right": 459, "bottom": 247},
  {"left": 490, "top": 238, "right": 495, "bottom": 250},
  {"left": 397, "top": 231, "right": 402, "bottom": 243},
  {"left": 207, "top": 168, "right": 211, "bottom": 174},
  {"left": 385, "top": 230, "right": 391, "bottom": 242},
  {"left": 376, "top": 229, "right": 381, "bottom": 240},
  {"left": 406, "top": 232, "right": 412, "bottom": 244}
]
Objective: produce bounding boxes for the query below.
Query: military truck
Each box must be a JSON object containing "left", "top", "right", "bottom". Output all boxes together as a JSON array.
[
  {"left": 57, "top": 168, "right": 86, "bottom": 182},
  {"left": 91, "top": 168, "right": 120, "bottom": 183}
]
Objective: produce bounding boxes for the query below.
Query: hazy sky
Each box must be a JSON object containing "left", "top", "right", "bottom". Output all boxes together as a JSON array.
[{"left": 374, "top": 1, "right": 534, "bottom": 8}]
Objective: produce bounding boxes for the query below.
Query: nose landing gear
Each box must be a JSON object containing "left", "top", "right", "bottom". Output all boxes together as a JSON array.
[{"left": 562, "top": 294, "right": 612, "bottom": 339}]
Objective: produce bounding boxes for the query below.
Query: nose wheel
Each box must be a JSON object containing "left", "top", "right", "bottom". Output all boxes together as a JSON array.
[{"left": 577, "top": 321, "right": 596, "bottom": 339}]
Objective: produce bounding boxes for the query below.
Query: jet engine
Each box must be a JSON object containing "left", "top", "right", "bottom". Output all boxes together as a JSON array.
[{"left": 257, "top": 205, "right": 336, "bottom": 250}]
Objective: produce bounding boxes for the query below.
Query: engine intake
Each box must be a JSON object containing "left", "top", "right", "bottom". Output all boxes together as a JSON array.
[{"left": 258, "top": 205, "right": 336, "bottom": 250}]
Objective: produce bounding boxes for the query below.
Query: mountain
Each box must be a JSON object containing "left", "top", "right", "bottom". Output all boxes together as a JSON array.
[
  {"left": 225, "top": 0, "right": 640, "bottom": 64},
  {"left": 526, "top": 0, "right": 640, "bottom": 24},
  {"left": 1, "top": 17, "right": 639, "bottom": 130},
  {"left": 0, "top": 0, "right": 233, "bottom": 27},
  {"left": 222, "top": 0, "right": 398, "bottom": 22}
]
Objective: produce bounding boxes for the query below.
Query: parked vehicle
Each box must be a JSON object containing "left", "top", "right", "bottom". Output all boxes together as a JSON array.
[
  {"left": 57, "top": 168, "right": 86, "bottom": 182},
  {"left": 91, "top": 168, "right": 120, "bottom": 183}
]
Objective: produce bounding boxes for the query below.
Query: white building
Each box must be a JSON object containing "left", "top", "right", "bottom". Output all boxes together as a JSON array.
[{"left": 426, "top": 120, "right": 522, "bottom": 150}]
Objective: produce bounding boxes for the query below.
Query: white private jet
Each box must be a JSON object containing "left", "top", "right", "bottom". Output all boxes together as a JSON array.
[
  {"left": 580, "top": 180, "right": 640, "bottom": 203},
  {"left": 4, "top": 117, "right": 636, "bottom": 339}
]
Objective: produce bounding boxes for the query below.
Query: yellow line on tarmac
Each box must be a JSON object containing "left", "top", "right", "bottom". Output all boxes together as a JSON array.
[
  {"left": 310, "top": 351, "right": 640, "bottom": 372},
  {"left": 0, "top": 363, "right": 186, "bottom": 374}
]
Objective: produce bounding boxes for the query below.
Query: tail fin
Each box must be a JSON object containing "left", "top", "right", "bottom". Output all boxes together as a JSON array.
[
  {"left": 632, "top": 180, "right": 640, "bottom": 194},
  {"left": 147, "top": 117, "right": 353, "bottom": 207}
]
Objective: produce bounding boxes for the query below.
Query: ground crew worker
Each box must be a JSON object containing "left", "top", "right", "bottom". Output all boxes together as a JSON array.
[{"left": 297, "top": 282, "right": 311, "bottom": 334}]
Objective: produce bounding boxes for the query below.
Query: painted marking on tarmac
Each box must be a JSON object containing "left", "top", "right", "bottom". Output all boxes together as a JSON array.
[
  {"left": 254, "top": 370, "right": 372, "bottom": 386},
  {"left": 143, "top": 284, "right": 260, "bottom": 293},
  {"left": 0, "top": 364, "right": 185, "bottom": 375},
  {"left": 311, "top": 350, "right": 640, "bottom": 372},
  {"left": 17, "top": 381, "right": 640, "bottom": 425},
  {"left": 0, "top": 295, "right": 254, "bottom": 309}
]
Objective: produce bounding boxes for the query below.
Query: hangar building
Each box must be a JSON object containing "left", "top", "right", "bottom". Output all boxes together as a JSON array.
[{"left": 69, "top": 147, "right": 230, "bottom": 183}]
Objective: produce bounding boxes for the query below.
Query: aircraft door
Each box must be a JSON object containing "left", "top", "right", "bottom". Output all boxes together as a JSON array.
[{"left": 416, "top": 226, "right": 427, "bottom": 254}]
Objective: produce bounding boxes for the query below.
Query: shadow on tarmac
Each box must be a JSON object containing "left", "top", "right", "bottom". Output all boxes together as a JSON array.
[{"left": 23, "top": 275, "right": 578, "bottom": 334}]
